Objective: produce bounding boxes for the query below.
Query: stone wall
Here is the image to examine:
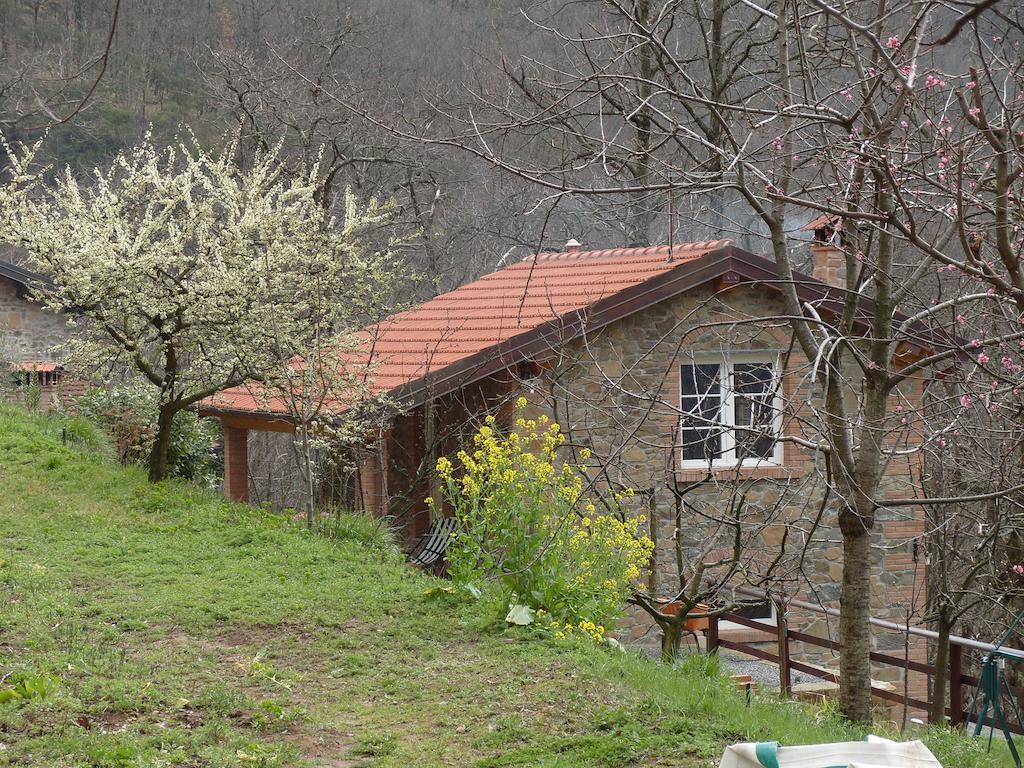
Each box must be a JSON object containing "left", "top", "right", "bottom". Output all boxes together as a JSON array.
[
  {"left": 518, "top": 282, "right": 929, "bottom": 707},
  {"left": 0, "top": 275, "right": 69, "bottom": 362}
]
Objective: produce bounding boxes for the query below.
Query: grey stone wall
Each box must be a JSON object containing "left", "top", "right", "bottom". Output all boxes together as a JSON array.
[
  {"left": 0, "top": 275, "right": 69, "bottom": 362},
  {"left": 525, "top": 283, "right": 928, "bottom": 700}
]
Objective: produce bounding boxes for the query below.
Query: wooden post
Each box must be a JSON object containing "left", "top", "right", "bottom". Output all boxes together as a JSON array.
[
  {"left": 949, "top": 643, "right": 964, "bottom": 726},
  {"left": 707, "top": 613, "right": 720, "bottom": 654},
  {"left": 776, "top": 595, "right": 792, "bottom": 697}
]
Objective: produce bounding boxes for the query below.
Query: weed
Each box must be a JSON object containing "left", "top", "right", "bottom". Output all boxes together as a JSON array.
[
  {"left": 0, "top": 672, "right": 60, "bottom": 704},
  {"left": 354, "top": 731, "right": 398, "bottom": 757}
]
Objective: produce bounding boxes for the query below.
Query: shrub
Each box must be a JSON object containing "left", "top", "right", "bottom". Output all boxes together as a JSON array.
[
  {"left": 75, "top": 384, "right": 218, "bottom": 484},
  {"left": 433, "top": 398, "right": 653, "bottom": 639}
]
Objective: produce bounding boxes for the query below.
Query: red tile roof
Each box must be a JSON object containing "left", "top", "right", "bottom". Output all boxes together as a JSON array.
[
  {"left": 202, "top": 241, "right": 732, "bottom": 418},
  {"left": 801, "top": 213, "right": 838, "bottom": 232},
  {"left": 9, "top": 360, "right": 61, "bottom": 373}
]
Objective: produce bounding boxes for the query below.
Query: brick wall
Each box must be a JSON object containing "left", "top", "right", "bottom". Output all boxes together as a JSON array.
[{"left": 223, "top": 426, "right": 250, "bottom": 503}]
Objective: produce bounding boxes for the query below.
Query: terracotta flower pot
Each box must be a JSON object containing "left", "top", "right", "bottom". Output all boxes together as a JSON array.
[
  {"left": 657, "top": 600, "right": 710, "bottom": 631},
  {"left": 685, "top": 604, "right": 710, "bottom": 632},
  {"left": 657, "top": 599, "right": 684, "bottom": 616}
]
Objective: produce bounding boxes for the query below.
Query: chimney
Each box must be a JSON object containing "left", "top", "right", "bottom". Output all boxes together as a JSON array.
[
  {"left": 565, "top": 238, "right": 582, "bottom": 253},
  {"left": 804, "top": 215, "right": 846, "bottom": 288}
]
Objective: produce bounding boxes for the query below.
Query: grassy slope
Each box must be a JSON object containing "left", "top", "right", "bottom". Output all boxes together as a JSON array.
[{"left": 0, "top": 405, "right": 1008, "bottom": 768}]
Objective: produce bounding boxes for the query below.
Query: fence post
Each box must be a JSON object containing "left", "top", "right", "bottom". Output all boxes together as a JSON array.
[
  {"left": 776, "top": 595, "right": 792, "bottom": 697},
  {"left": 707, "top": 613, "right": 720, "bottom": 654},
  {"left": 949, "top": 643, "right": 964, "bottom": 726}
]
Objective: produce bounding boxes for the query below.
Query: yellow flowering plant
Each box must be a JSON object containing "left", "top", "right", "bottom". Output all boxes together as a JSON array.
[{"left": 431, "top": 398, "right": 653, "bottom": 637}]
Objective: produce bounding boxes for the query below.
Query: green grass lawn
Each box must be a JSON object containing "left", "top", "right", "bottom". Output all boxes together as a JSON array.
[{"left": 0, "top": 404, "right": 1010, "bottom": 767}]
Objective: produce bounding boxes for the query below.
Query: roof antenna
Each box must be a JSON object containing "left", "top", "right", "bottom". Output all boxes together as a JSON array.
[{"left": 667, "top": 189, "right": 675, "bottom": 262}]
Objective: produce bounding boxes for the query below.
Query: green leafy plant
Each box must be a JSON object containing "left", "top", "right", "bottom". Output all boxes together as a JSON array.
[
  {"left": 432, "top": 398, "right": 653, "bottom": 640},
  {"left": 0, "top": 672, "right": 60, "bottom": 704}
]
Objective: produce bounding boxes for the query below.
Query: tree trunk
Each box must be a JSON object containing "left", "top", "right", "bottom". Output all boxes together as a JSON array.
[
  {"left": 661, "top": 619, "right": 683, "bottom": 663},
  {"left": 303, "top": 427, "right": 316, "bottom": 529},
  {"left": 839, "top": 520, "right": 874, "bottom": 722},
  {"left": 148, "top": 403, "right": 177, "bottom": 482},
  {"left": 930, "top": 608, "right": 952, "bottom": 724}
]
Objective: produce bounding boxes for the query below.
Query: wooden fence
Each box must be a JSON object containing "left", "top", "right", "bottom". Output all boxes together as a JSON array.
[{"left": 706, "top": 588, "right": 1024, "bottom": 733}]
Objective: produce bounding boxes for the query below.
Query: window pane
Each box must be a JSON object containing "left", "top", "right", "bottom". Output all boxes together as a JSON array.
[
  {"left": 681, "top": 429, "right": 723, "bottom": 462},
  {"left": 735, "top": 396, "right": 777, "bottom": 458},
  {"left": 681, "top": 364, "right": 720, "bottom": 397},
  {"left": 734, "top": 362, "right": 773, "bottom": 394},
  {"left": 682, "top": 395, "right": 721, "bottom": 425},
  {"left": 733, "top": 361, "right": 777, "bottom": 460},
  {"left": 733, "top": 601, "right": 773, "bottom": 620}
]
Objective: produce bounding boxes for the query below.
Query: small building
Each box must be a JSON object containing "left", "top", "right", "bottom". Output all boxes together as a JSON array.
[
  {"left": 1, "top": 259, "right": 73, "bottom": 405},
  {"left": 200, "top": 238, "right": 930, "bottom": 703}
]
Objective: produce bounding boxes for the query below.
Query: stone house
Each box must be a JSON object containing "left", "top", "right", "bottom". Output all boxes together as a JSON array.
[
  {"left": 0, "top": 258, "right": 74, "bottom": 404},
  {"left": 200, "top": 238, "right": 931, "bottom": 706}
]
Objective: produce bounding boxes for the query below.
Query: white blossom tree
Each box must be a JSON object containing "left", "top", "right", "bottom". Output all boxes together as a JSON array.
[{"left": 0, "top": 133, "right": 400, "bottom": 482}]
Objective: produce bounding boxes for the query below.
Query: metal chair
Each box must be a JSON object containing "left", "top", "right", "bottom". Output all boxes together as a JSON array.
[{"left": 407, "top": 517, "right": 457, "bottom": 574}]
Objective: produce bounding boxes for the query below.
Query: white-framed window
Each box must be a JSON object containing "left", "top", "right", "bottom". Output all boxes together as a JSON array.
[
  {"left": 722, "top": 600, "right": 777, "bottom": 630},
  {"left": 678, "top": 354, "right": 783, "bottom": 468}
]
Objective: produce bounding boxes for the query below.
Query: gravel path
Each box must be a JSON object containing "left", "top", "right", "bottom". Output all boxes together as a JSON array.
[
  {"left": 717, "top": 650, "right": 820, "bottom": 690},
  {"left": 638, "top": 637, "right": 822, "bottom": 692}
]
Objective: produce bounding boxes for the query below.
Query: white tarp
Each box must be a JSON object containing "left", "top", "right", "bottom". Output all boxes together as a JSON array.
[{"left": 718, "top": 736, "right": 942, "bottom": 768}]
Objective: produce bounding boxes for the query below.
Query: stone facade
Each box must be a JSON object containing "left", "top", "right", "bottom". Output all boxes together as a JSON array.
[
  {"left": 0, "top": 274, "right": 68, "bottom": 362},
  {"left": 535, "top": 282, "right": 928, "bottom": 706}
]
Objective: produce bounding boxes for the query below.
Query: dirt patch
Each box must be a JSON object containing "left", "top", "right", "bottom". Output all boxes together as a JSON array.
[
  {"left": 211, "top": 623, "right": 315, "bottom": 648},
  {"left": 272, "top": 725, "right": 363, "bottom": 768},
  {"left": 75, "top": 709, "right": 137, "bottom": 733}
]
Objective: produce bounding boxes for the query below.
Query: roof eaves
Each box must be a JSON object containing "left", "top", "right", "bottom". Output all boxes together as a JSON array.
[
  {"left": 0, "top": 260, "right": 49, "bottom": 289},
  {"left": 389, "top": 244, "right": 738, "bottom": 408}
]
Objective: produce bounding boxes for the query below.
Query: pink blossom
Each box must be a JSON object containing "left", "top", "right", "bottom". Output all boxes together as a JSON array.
[
  {"left": 956, "top": 314, "right": 966, "bottom": 325},
  {"left": 966, "top": 80, "right": 977, "bottom": 89},
  {"left": 971, "top": 339, "right": 982, "bottom": 348},
  {"left": 1014, "top": 564, "right": 1024, "bottom": 575},
  {"left": 886, "top": 35, "right": 901, "bottom": 50},
  {"left": 961, "top": 395, "right": 974, "bottom": 408},
  {"left": 969, "top": 107, "right": 981, "bottom": 117},
  {"left": 978, "top": 353, "right": 991, "bottom": 365}
]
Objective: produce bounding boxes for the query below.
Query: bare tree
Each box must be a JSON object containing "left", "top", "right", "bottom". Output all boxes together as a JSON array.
[{"left": 354, "top": 0, "right": 1024, "bottom": 721}]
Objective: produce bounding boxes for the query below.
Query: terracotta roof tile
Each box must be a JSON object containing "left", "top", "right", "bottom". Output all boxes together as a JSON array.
[
  {"left": 203, "top": 241, "right": 730, "bottom": 417},
  {"left": 10, "top": 360, "right": 61, "bottom": 372}
]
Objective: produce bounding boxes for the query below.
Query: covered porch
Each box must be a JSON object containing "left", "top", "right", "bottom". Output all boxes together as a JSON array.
[{"left": 203, "top": 366, "right": 526, "bottom": 544}]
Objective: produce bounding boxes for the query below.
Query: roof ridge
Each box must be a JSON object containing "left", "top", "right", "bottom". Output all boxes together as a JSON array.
[{"left": 527, "top": 239, "right": 732, "bottom": 262}]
